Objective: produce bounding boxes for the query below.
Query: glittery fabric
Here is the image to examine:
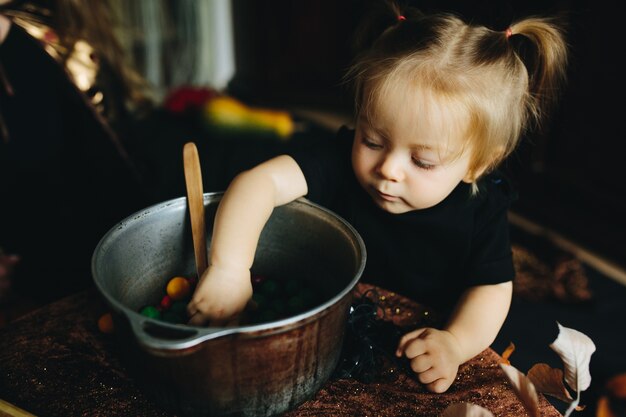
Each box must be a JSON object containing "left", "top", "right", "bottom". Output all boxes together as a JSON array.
[
  {"left": 512, "top": 244, "right": 592, "bottom": 303},
  {"left": 0, "top": 285, "right": 562, "bottom": 417},
  {"left": 286, "top": 284, "right": 563, "bottom": 417}
]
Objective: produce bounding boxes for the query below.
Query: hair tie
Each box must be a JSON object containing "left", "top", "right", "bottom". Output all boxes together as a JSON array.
[
  {"left": 505, "top": 28, "right": 513, "bottom": 38},
  {"left": 397, "top": 15, "right": 406, "bottom": 22}
]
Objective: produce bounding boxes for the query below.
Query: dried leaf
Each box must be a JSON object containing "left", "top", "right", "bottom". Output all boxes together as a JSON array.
[
  {"left": 527, "top": 363, "right": 573, "bottom": 403},
  {"left": 441, "top": 402, "right": 495, "bottom": 417},
  {"left": 549, "top": 322, "right": 596, "bottom": 393},
  {"left": 500, "top": 363, "right": 540, "bottom": 417},
  {"left": 501, "top": 342, "right": 516, "bottom": 365}
]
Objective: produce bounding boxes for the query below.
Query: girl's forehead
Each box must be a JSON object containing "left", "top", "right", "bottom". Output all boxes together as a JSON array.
[{"left": 361, "top": 86, "right": 470, "bottom": 148}]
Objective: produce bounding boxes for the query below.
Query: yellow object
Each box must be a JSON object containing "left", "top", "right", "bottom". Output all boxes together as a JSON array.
[
  {"left": 166, "top": 276, "right": 192, "bottom": 301},
  {"left": 203, "top": 96, "right": 294, "bottom": 139},
  {"left": 97, "top": 312, "right": 114, "bottom": 334},
  {"left": 0, "top": 398, "right": 37, "bottom": 417}
]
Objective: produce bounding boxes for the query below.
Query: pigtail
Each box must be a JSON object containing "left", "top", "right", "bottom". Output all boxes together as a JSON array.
[
  {"left": 350, "top": 0, "right": 419, "bottom": 56},
  {"left": 507, "top": 17, "right": 569, "bottom": 130},
  {"left": 346, "top": 0, "right": 428, "bottom": 116}
]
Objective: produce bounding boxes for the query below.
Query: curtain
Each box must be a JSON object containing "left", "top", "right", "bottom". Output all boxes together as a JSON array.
[{"left": 110, "top": 0, "right": 235, "bottom": 101}]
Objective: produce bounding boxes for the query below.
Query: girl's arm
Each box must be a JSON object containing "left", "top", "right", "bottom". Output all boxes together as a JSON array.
[
  {"left": 396, "top": 281, "right": 512, "bottom": 393},
  {"left": 187, "top": 155, "right": 308, "bottom": 326},
  {"left": 446, "top": 281, "right": 513, "bottom": 362}
]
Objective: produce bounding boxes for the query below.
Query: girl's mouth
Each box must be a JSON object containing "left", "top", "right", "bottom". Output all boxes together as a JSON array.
[{"left": 375, "top": 188, "right": 399, "bottom": 202}]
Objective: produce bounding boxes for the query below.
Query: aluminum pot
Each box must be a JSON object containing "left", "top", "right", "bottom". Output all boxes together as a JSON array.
[{"left": 91, "top": 192, "right": 366, "bottom": 417}]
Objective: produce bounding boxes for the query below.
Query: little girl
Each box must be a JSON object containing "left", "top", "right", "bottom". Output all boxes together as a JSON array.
[{"left": 187, "top": 3, "right": 568, "bottom": 393}]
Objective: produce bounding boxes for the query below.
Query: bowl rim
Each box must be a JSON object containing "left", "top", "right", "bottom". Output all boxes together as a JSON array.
[{"left": 91, "top": 192, "right": 367, "bottom": 350}]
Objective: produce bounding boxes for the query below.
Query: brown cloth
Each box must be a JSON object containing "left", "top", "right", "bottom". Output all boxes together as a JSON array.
[
  {"left": 0, "top": 285, "right": 561, "bottom": 417},
  {"left": 512, "top": 244, "right": 593, "bottom": 304}
]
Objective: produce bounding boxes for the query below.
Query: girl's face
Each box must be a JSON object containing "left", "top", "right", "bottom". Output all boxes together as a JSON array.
[{"left": 352, "top": 91, "right": 475, "bottom": 214}]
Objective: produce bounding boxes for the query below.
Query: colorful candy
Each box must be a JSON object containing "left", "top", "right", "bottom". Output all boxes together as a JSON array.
[
  {"left": 138, "top": 274, "right": 323, "bottom": 326},
  {"left": 140, "top": 305, "right": 161, "bottom": 319},
  {"left": 166, "top": 276, "right": 192, "bottom": 301},
  {"left": 246, "top": 278, "right": 322, "bottom": 324},
  {"left": 97, "top": 312, "right": 115, "bottom": 334}
]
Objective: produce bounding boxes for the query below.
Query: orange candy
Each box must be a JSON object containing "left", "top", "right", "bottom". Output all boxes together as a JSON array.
[
  {"left": 98, "top": 312, "right": 114, "bottom": 334},
  {"left": 166, "top": 276, "right": 191, "bottom": 301}
]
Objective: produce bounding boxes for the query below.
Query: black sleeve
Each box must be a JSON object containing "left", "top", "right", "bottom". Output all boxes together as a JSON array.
[
  {"left": 287, "top": 126, "right": 354, "bottom": 208},
  {"left": 466, "top": 175, "right": 516, "bottom": 286}
]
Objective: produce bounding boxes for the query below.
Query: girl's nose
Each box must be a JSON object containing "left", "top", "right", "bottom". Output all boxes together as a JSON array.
[{"left": 377, "top": 154, "right": 404, "bottom": 182}]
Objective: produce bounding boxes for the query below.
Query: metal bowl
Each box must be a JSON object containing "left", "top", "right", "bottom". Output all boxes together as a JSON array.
[{"left": 92, "top": 192, "right": 365, "bottom": 416}]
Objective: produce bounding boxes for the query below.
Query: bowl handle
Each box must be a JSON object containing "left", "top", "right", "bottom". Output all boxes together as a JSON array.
[{"left": 127, "top": 313, "right": 233, "bottom": 353}]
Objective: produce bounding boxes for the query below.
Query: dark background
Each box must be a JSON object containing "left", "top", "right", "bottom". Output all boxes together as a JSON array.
[{"left": 227, "top": 0, "right": 626, "bottom": 271}]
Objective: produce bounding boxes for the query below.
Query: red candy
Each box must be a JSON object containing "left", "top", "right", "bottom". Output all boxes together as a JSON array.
[{"left": 160, "top": 295, "right": 173, "bottom": 309}]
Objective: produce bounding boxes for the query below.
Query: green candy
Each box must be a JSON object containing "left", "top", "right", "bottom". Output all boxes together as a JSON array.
[
  {"left": 162, "top": 311, "right": 184, "bottom": 324},
  {"left": 260, "top": 279, "right": 281, "bottom": 298},
  {"left": 258, "top": 309, "right": 279, "bottom": 323},
  {"left": 299, "top": 288, "right": 318, "bottom": 308},
  {"left": 170, "top": 301, "right": 188, "bottom": 315},
  {"left": 140, "top": 305, "right": 161, "bottom": 319},
  {"left": 287, "top": 295, "right": 305, "bottom": 314},
  {"left": 272, "top": 299, "right": 288, "bottom": 316},
  {"left": 283, "top": 279, "right": 302, "bottom": 296}
]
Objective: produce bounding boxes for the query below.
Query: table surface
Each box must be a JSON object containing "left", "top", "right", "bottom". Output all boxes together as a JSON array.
[{"left": 0, "top": 284, "right": 562, "bottom": 417}]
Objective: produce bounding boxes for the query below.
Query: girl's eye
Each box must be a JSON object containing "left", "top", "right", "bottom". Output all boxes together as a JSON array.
[
  {"left": 362, "top": 137, "right": 383, "bottom": 150},
  {"left": 412, "top": 158, "right": 435, "bottom": 170}
]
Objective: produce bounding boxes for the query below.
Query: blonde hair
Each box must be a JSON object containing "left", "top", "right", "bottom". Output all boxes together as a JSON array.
[{"left": 346, "top": 5, "right": 568, "bottom": 192}]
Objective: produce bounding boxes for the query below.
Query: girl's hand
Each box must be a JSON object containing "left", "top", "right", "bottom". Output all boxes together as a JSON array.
[
  {"left": 395, "top": 327, "right": 464, "bottom": 393},
  {"left": 186, "top": 263, "right": 253, "bottom": 327}
]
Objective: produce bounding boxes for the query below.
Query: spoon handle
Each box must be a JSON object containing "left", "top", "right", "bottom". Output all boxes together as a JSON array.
[{"left": 183, "top": 142, "right": 208, "bottom": 278}]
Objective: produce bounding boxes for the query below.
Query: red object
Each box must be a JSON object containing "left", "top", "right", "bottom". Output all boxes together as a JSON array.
[
  {"left": 397, "top": 15, "right": 406, "bottom": 21},
  {"left": 160, "top": 295, "right": 173, "bottom": 310},
  {"left": 163, "top": 86, "right": 217, "bottom": 114}
]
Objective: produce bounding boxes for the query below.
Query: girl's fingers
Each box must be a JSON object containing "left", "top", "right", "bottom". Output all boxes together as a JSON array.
[
  {"left": 187, "top": 312, "right": 208, "bottom": 326},
  {"left": 209, "top": 317, "right": 232, "bottom": 327},
  {"left": 416, "top": 367, "right": 439, "bottom": 385},
  {"left": 396, "top": 327, "right": 427, "bottom": 356},
  {"left": 426, "top": 378, "right": 453, "bottom": 394},
  {"left": 187, "top": 305, "right": 198, "bottom": 317},
  {"left": 403, "top": 337, "right": 429, "bottom": 359},
  {"left": 409, "top": 354, "right": 431, "bottom": 373}
]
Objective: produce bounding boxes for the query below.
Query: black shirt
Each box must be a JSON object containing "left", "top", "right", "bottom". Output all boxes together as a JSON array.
[{"left": 289, "top": 126, "right": 515, "bottom": 312}]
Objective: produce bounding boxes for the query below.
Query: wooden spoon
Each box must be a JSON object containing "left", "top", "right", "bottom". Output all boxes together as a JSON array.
[{"left": 183, "top": 142, "right": 208, "bottom": 278}]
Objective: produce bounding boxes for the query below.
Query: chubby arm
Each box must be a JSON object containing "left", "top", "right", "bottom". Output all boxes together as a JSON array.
[
  {"left": 187, "top": 155, "right": 308, "bottom": 326},
  {"left": 396, "top": 281, "right": 512, "bottom": 393}
]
